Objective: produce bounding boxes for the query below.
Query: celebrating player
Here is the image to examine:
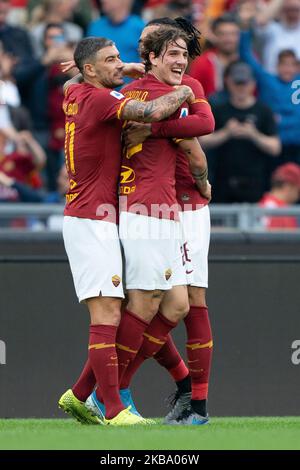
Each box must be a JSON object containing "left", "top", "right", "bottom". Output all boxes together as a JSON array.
[
  {"left": 58, "top": 36, "right": 195, "bottom": 426},
  {"left": 116, "top": 18, "right": 214, "bottom": 425}
]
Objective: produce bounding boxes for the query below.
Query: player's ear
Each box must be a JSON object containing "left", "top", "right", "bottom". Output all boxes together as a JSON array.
[
  {"left": 149, "top": 51, "right": 158, "bottom": 67},
  {"left": 84, "top": 63, "right": 96, "bottom": 78}
]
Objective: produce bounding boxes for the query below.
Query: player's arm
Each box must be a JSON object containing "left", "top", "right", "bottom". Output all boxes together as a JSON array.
[
  {"left": 63, "top": 73, "right": 83, "bottom": 95},
  {"left": 178, "top": 138, "right": 211, "bottom": 202},
  {"left": 151, "top": 99, "right": 215, "bottom": 138},
  {"left": 150, "top": 77, "right": 215, "bottom": 138},
  {"left": 122, "top": 98, "right": 214, "bottom": 148},
  {"left": 120, "top": 85, "right": 194, "bottom": 122},
  {"left": 61, "top": 60, "right": 145, "bottom": 78}
]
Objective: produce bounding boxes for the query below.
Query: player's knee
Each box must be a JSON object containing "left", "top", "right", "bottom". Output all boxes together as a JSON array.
[
  {"left": 126, "top": 301, "right": 158, "bottom": 323},
  {"left": 102, "top": 301, "right": 122, "bottom": 326},
  {"left": 109, "top": 308, "right": 122, "bottom": 326},
  {"left": 163, "top": 300, "right": 190, "bottom": 323},
  {"left": 142, "top": 303, "right": 160, "bottom": 323}
]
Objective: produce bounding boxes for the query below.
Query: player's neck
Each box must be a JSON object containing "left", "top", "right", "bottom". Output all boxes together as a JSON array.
[
  {"left": 84, "top": 77, "right": 106, "bottom": 89},
  {"left": 148, "top": 70, "right": 163, "bottom": 84}
]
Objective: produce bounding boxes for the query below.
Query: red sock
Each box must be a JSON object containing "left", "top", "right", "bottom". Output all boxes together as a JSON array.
[
  {"left": 155, "top": 334, "right": 189, "bottom": 382},
  {"left": 184, "top": 306, "right": 213, "bottom": 400},
  {"left": 120, "top": 312, "right": 178, "bottom": 389},
  {"left": 72, "top": 359, "right": 96, "bottom": 402},
  {"left": 116, "top": 309, "right": 149, "bottom": 384},
  {"left": 88, "top": 324, "right": 124, "bottom": 419}
]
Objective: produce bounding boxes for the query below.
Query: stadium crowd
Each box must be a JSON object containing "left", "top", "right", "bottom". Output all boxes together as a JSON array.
[{"left": 0, "top": 0, "right": 300, "bottom": 210}]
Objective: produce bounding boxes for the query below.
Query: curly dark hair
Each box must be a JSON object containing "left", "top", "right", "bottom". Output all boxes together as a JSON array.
[
  {"left": 141, "top": 28, "right": 190, "bottom": 72},
  {"left": 146, "top": 16, "right": 201, "bottom": 58}
]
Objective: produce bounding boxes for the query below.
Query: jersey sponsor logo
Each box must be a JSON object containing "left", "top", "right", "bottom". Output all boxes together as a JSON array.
[
  {"left": 112, "top": 275, "right": 121, "bottom": 287},
  {"left": 69, "top": 179, "right": 77, "bottom": 190},
  {"left": 119, "top": 166, "right": 136, "bottom": 194},
  {"left": 165, "top": 268, "right": 172, "bottom": 281},
  {"left": 110, "top": 90, "right": 125, "bottom": 100},
  {"left": 66, "top": 192, "right": 79, "bottom": 203},
  {"left": 179, "top": 107, "right": 189, "bottom": 118},
  {"left": 120, "top": 166, "right": 135, "bottom": 184}
]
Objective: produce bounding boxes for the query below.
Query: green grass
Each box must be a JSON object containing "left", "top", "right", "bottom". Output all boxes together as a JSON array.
[{"left": 1, "top": 418, "right": 300, "bottom": 450}]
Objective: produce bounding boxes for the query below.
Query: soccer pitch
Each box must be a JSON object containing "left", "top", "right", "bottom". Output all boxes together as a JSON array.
[{"left": 1, "top": 418, "right": 300, "bottom": 450}]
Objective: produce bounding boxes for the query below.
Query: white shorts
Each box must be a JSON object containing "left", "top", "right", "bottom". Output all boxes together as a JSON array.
[
  {"left": 180, "top": 205, "right": 210, "bottom": 288},
  {"left": 119, "top": 212, "right": 188, "bottom": 290},
  {"left": 63, "top": 216, "right": 124, "bottom": 302}
]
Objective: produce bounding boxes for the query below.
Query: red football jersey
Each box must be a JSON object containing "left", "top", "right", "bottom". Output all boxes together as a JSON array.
[
  {"left": 63, "top": 83, "right": 131, "bottom": 221},
  {"left": 120, "top": 74, "right": 183, "bottom": 220},
  {"left": 175, "top": 74, "right": 209, "bottom": 211}
]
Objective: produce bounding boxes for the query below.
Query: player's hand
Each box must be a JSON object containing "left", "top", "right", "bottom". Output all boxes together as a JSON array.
[
  {"left": 123, "top": 121, "right": 152, "bottom": 147},
  {"left": 122, "top": 62, "right": 145, "bottom": 79},
  {"left": 237, "top": 0, "right": 258, "bottom": 29},
  {"left": 174, "top": 85, "right": 195, "bottom": 104},
  {"left": 199, "top": 180, "right": 212, "bottom": 202},
  {"left": 61, "top": 59, "right": 77, "bottom": 73}
]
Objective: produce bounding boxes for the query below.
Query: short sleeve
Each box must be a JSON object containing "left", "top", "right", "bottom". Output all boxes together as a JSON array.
[{"left": 91, "top": 89, "right": 132, "bottom": 121}]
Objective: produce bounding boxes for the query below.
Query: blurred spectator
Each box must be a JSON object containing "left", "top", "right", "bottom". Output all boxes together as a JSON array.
[
  {"left": 0, "top": 129, "right": 46, "bottom": 201},
  {"left": 28, "top": 0, "right": 93, "bottom": 33},
  {"left": 0, "top": 40, "right": 20, "bottom": 107},
  {"left": 240, "top": 29, "right": 300, "bottom": 166},
  {"left": 189, "top": 14, "right": 240, "bottom": 97},
  {"left": 87, "top": 0, "right": 145, "bottom": 64},
  {"left": 0, "top": 103, "right": 21, "bottom": 154},
  {"left": 27, "top": 23, "right": 73, "bottom": 186},
  {"left": 254, "top": 0, "right": 300, "bottom": 73},
  {"left": 200, "top": 61, "right": 281, "bottom": 202},
  {"left": 0, "top": 0, "right": 42, "bottom": 102},
  {"left": 8, "top": 105, "right": 32, "bottom": 132},
  {"left": 259, "top": 162, "right": 300, "bottom": 229},
  {"left": 205, "top": 0, "right": 238, "bottom": 19},
  {"left": 0, "top": 161, "right": 68, "bottom": 204},
  {"left": 29, "top": 0, "right": 83, "bottom": 58},
  {"left": 132, "top": 0, "right": 148, "bottom": 16},
  {"left": 0, "top": 103, "right": 14, "bottom": 134},
  {"left": 143, "top": 0, "right": 194, "bottom": 22},
  {"left": 43, "top": 23, "right": 74, "bottom": 189}
]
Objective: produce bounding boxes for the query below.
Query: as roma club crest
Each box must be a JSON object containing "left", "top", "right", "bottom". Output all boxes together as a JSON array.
[
  {"left": 112, "top": 275, "right": 121, "bottom": 287},
  {"left": 165, "top": 269, "right": 172, "bottom": 281}
]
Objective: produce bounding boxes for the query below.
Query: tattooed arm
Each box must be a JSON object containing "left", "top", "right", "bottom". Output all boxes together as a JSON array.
[
  {"left": 121, "top": 85, "right": 194, "bottom": 122},
  {"left": 178, "top": 138, "right": 211, "bottom": 202}
]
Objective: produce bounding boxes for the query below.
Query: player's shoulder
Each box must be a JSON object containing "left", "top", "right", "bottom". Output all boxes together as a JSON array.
[
  {"left": 64, "top": 82, "right": 82, "bottom": 99},
  {"left": 121, "top": 75, "right": 151, "bottom": 92},
  {"left": 182, "top": 74, "right": 199, "bottom": 86},
  {"left": 182, "top": 74, "right": 205, "bottom": 94}
]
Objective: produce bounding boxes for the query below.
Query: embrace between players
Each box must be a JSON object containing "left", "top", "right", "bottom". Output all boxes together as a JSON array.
[{"left": 58, "top": 17, "right": 215, "bottom": 426}]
